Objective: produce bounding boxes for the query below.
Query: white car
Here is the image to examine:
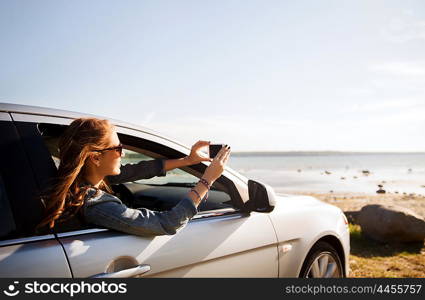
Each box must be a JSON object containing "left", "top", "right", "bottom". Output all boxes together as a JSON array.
[{"left": 0, "top": 103, "right": 350, "bottom": 278}]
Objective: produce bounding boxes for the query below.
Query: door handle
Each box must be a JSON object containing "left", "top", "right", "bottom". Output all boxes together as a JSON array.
[{"left": 92, "top": 264, "right": 151, "bottom": 278}]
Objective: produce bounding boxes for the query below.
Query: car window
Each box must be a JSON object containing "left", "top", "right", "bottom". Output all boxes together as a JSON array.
[
  {"left": 38, "top": 123, "right": 235, "bottom": 213},
  {"left": 0, "top": 119, "right": 47, "bottom": 239},
  {"left": 120, "top": 148, "right": 234, "bottom": 212}
]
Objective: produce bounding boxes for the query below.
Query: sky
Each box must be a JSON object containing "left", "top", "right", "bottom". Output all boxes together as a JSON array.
[{"left": 1, "top": 0, "right": 424, "bottom": 152}]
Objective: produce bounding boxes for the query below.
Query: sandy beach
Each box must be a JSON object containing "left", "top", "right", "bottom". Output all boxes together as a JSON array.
[{"left": 290, "top": 191, "right": 425, "bottom": 219}]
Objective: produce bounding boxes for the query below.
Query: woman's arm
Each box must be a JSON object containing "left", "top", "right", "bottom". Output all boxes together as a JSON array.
[
  {"left": 164, "top": 140, "right": 212, "bottom": 172},
  {"left": 106, "top": 140, "right": 213, "bottom": 185},
  {"left": 134, "top": 141, "right": 212, "bottom": 172},
  {"left": 106, "top": 159, "right": 166, "bottom": 185},
  {"left": 84, "top": 194, "right": 198, "bottom": 236},
  {"left": 163, "top": 156, "right": 193, "bottom": 171}
]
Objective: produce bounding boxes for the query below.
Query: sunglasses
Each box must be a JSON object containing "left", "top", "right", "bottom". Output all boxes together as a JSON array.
[{"left": 93, "top": 143, "right": 123, "bottom": 156}]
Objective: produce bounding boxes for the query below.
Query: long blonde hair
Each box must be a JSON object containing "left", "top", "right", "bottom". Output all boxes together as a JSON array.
[{"left": 37, "top": 117, "right": 115, "bottom": 230}]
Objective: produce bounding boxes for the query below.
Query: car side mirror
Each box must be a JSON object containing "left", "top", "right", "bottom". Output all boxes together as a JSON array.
[{"left": 242, "top": 180, "right": 276, "bottom": 213}]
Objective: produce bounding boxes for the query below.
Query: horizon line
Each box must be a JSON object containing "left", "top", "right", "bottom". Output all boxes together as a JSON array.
[{"left": 230, "top": 150, "right": 425, "bottom": 154}]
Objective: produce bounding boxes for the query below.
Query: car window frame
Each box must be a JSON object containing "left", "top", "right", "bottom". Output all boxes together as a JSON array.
[
  {"left": 33, "top": 121, "right": 244, "bottom": 211},
  {"left": 0, "top": 112, "right": 65, "bottom": 260}
]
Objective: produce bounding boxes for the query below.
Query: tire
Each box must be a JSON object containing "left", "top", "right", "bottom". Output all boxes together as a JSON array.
[{"left": 299, "top": 241, "right": 344, "bottom": 278}]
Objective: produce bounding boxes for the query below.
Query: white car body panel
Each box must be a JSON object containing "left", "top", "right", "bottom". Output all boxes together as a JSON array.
[
  {"left": 0, "top": 236, "right": 72, "bottom": 277},
  {"left": 268, "top": 194, "right": 350, "bottom": 277},
  {"left": 58, "top": 212, "right": 278, "bottom": 278}
]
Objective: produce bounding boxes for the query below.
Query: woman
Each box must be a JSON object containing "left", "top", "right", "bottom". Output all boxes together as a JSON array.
[{"left": 37, "top": 117, "right": 231, "bottom": 236}]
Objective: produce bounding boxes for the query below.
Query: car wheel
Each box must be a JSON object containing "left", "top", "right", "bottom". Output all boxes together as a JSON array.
[{"left": 299, "top": 241, "right": 344, "bottom": 278}]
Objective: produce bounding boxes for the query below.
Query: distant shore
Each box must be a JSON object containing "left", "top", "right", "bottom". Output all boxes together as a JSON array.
[
  {"left": 228, "top": 152, "right": 425, "bottom": 196},
  {"left": 231, "top": 151, "right": 425, "bottom": 157}
]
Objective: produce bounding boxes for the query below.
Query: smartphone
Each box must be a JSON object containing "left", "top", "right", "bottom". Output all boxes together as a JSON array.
[{"left": 209, "top": 144, "right": 225, "bottom": 159}]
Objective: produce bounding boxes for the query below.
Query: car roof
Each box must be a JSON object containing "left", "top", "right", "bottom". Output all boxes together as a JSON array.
[{"left": 0, "top": 102, "right": 186, "bottom": 148}]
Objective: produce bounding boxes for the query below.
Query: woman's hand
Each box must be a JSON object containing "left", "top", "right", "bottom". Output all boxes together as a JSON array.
[
  {"left": 202, "top": 145, "right": 231, "bottom": 183},
  {"left": 186, "top": 140, "right": 212, "bottom": 165}
]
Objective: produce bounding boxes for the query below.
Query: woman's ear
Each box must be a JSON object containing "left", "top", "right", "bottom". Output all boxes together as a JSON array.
[{"left": 88, "top": 153, "right": 101, "bottom": 167}]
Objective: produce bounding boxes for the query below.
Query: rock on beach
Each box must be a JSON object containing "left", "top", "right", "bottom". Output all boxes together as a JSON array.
[{"left": 358, "top": 204, "right": 425, "bottom": 243}]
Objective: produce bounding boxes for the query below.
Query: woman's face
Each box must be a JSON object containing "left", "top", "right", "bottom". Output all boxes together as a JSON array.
[{"left": 97, "top": 129, "right": 124, "bottom": 176}]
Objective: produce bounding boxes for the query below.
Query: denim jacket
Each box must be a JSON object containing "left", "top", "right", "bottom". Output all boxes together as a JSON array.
[{"left": 81, "top": 159, "right": 198, "bottom": 236}]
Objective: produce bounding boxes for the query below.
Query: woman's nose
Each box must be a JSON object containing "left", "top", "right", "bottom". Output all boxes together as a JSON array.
[{"left": 121, "top": 150, "right": 125, "bottom": 158}]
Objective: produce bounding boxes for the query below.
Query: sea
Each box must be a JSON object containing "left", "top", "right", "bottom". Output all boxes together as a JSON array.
[{"left": 226, "top": 152, "right": 425, "bottom": 195}]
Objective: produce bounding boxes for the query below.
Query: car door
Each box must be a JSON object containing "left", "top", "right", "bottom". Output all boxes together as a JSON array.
[
  {"left": 0, "top": 112, "right": 71, "bottom": 277},
  {"left": 59, "top": 211, "right": 278, "bottom": 278},
  {"left": 14, "top": 113, "right": 279, "bottom": 278}
]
